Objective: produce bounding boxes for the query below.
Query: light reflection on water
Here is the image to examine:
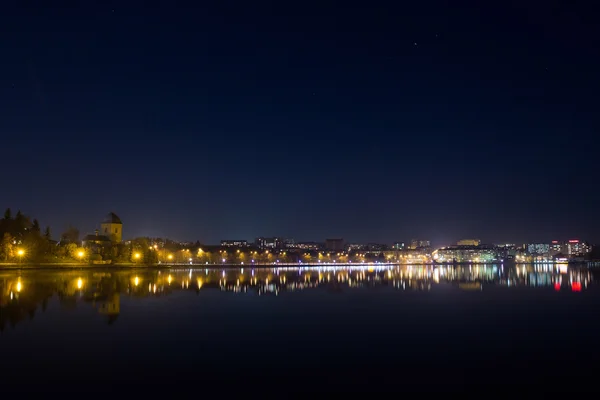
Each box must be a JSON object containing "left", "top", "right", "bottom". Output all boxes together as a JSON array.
[{"left": 0, "top": 264, "right": 593, "bottom": 329}]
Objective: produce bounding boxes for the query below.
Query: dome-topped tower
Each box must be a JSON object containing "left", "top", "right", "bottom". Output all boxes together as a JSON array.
[{"left": 101, "top": 212, "right": 123, "bottom": 242}]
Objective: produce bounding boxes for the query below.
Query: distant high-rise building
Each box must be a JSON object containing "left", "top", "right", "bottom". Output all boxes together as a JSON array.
[
  {"left": 457, "top": 239, "right": 480, "bottom": 246},
  {"left": 566, "top": 240, "right": 592, "bottom": 257},
  {"left": 410, "top": 239, "right": 430, "bottom": 249},
  {"left": 392, "top": 242, "right": 405, "bottom": 250},
  {"left": 325, "top": 238, "right": 344, "bottom": 251}
]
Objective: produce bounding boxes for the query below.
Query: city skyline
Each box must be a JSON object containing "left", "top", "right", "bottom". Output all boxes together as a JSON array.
[
  {"left": 0, "top": 206, "right": 597, "bottom": 248},
  {"left": 3, "top": 3, "right": 599, "bottom": 245}
]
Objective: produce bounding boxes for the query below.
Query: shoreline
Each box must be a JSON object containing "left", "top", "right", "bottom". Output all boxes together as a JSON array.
[{"left": 0, "top": 260, "right": 597, "bottom": 271}]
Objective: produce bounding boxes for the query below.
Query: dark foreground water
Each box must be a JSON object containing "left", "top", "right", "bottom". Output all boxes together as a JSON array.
[{"left": 1, "top": 264, "right": 599, "bottom": 394}]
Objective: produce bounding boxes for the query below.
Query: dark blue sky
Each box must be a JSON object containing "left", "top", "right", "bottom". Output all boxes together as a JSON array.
[{"left": 2, "top": 1, "right": 598, "bottom": 245}]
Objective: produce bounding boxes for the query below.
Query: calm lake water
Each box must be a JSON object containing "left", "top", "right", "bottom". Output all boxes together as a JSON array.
[{"left": 1, "top": 264, "right": 599, "bottom": 393}]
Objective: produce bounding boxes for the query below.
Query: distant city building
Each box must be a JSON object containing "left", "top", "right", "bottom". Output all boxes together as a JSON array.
[
  {"left": 527, "top": 243, "right": 550, "bottom": 255},
  {"left": 325, "top": 238, "right": 344, "bottom": 251},
  {"left": 551, "top": 240, "right": 563, "bottom": 253},
  {"left": 221, "top": 240, "right": 248, "bottom": 247},
  {"left": 457, "top": 239, "right": 481, "bottom": 246},
  {"left": 297, "top": 242, "right": 322, "bottom": 250},
  {"left": 255, "top": 237, "right": 283, "bottom": 249},
  {"left": 432, "top": 245, "right": 498, "bottom": 263},
  {"left": 346, "top": 243, "right": 366, "bottom": 251},
  {"left": 566, "top": 240, "right": 592, "bottom": 257},
  {"left": 496, "top": 243, "right": 516, "bottom": 248},
  {"left": 392, "top": 242, "right": 405, "bottom": 250},
  {"left": 410, "top": 240, "right": 430, "bottom": 249},
  {"left": 549, "top": 240, "right": 592, "bottom": 257},
  {"left": 367, "top": 243, "right": 388, "bottom": 251}
]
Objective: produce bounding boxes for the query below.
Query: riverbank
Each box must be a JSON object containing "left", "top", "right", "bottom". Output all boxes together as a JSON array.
[
  {"left": 1, "top": 260, "right": 599, "bottom": 271},
  {"left": 0, "top": 262, "right": 139, "bottom": 270}
]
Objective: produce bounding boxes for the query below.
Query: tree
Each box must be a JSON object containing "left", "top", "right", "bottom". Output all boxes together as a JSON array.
[
  {"left": 32, "top": 219, "right": 40, "bottom": 233},
  {"left": 61, "top": 226, "right": 80, "bottom": 243},
  {"left": 65, "top": 243, "right": 78, "bottom": 259},
  {"left": 1, "top": 233, "right": 13, "bottom": 261},
  {"left": 44, "top": 226, "right": 51, "bottom": 240},
  {"left": 3, "top": 208, "right": 11, "bottom": 220},
  {"left": 13, "top": 210, "right": 30, "bottom": 237}
]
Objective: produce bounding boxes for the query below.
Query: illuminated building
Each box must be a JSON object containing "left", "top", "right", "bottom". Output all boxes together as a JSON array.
[
  {"left": 550, "top": 240, "right": 592, "bottom": 257},
  {"left": 527, "top": 243, "right": 550, "bottom": 256},
  {"left": 346, "top": 243, "right": 366, "bottom": 251},
  {"left": 432, "top": 245, "right": 498, "bottom": 263},
  {"left": 297, "top": 242, "right": 322, "bottom": 250},
  {"left": 392, "top": 242, "right": 405, "bottom": 250},
  {"left": 255, "top": 237, "right": 283, "bottom": 249},
  {"left": 457, "top": 239, "right": 481, "bottom": 246},
  {"left": 220, "top": 240, "right": 248, "bottom": 247},
  {"left": 100, "top": 212, "right": 123, "bottom": 243},
  {"left": 566, "top": 240, "right": 592, "bottom": 257}
]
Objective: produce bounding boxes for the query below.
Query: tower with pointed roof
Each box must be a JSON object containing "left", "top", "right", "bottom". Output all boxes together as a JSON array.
[{"left": 100, "top": 212, "right": 123, "bottom": 243}]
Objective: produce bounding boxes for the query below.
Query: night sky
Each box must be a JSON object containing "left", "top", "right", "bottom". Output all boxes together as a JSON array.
[{"left": 2, "top": 1, "right": 598, "bottom": 245}]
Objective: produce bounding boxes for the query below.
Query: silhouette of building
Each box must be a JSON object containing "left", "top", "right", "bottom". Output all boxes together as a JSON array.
[{"left": 325, "top": 238, "right": 344, "bottom": 251}]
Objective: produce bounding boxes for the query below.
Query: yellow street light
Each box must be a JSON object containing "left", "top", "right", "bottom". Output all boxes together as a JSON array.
[
  {"left": 77, "top": 250, "right": 85, "bottom": 259},
  {"left": 16, "top": 249, "right": 24, "bottom": 264},
  {"left": 134, "top": 253, "right": 141, "bottom": 259}
]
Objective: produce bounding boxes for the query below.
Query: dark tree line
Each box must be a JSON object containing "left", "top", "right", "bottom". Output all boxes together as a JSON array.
[{"left": 0, "top": 208, "right": 82, "bottom": 263}]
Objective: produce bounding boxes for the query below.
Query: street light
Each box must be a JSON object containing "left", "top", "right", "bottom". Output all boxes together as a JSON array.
[{"left": 17, "top": 249, "right": 24, "bottom": 264}]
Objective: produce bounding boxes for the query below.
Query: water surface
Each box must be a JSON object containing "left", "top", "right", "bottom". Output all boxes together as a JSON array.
[{"left": 1, "top": 264, "right": 598, "bottom": 393}]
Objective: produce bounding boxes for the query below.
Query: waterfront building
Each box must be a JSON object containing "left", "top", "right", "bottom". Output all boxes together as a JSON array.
[
  {"left": 432, "top": 245, "right": 498, "bottom": 263},
  {"left": 549, "top": 240, "right": 592, "bottom": 257},
  {"left": 566, "top": 240, "right": 592, "bottom": 257}
]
